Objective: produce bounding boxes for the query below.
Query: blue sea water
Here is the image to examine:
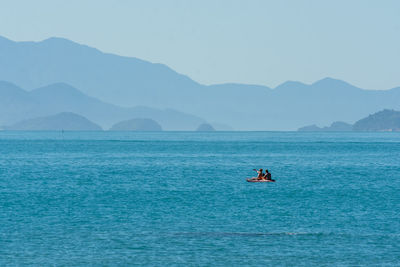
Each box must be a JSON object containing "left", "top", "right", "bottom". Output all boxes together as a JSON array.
[{"left": 1, "top": 131, "right": 400, "bottom": 266}]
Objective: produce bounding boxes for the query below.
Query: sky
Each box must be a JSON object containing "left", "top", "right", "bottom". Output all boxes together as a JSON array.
[{"left": 0, "top": 0, "right": 399, "bottom": 89}]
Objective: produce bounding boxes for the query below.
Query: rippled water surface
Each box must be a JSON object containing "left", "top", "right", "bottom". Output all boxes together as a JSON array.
[{"left": 1, "top": 132, "right": 400, "bottom": 266}]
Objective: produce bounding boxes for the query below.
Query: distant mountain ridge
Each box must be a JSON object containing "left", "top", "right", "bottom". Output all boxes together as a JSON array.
[
  {"left": 0, "top": 35, "right": 201, "bottom": 108},
  {"left": 0, "top": 81, "right": 206, "bottom": 130},
  {"left": 1, "top": 35, "right": 400, "bottom": 130},
  {"left": 5, "top": 112, "right": 102, "bottom": 131}
]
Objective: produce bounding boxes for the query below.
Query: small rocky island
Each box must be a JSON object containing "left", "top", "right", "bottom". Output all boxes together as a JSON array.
[
  {"left": 298, "top": 109, "right": 400, "bottom": 132},
  {"left": 353, "top": 109, "right": 400, "bottom": 131},
  {"left": 298, "top": 121, "right": 352, "bottom": 132},
  {"left": 109, "top": 118, "right": 162, "bottom": 131},
  {"left": 196, "top": 123, "right": 216, "bottom": 131},
  {"left": 4, "top": 112, "right": 102, "bottom": 131}
]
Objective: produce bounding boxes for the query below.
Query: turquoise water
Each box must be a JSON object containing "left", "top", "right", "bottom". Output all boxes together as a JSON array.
[{"left": 1, "top": 131, "right": 400, "bottom": 266}]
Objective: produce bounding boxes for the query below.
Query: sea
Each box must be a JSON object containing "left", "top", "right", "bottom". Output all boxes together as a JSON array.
[{"left": 1, "top": 131, "right": 399, "bottom": 266}]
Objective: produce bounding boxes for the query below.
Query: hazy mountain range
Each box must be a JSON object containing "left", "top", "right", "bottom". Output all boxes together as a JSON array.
[
  {"left": 1, "top": 35, "right": 400, "bottom": 130},
  {"left": 299, "top": 110, "right": 400, "bottom": 132},
  {"left": 298, "top": 121, "right": 353, "bottom": 132},
  {"left": 0, "top": 81, "right": 206, "bottom": 130},
  {"left": 4, "top": 112, "right": 102, "bottom": 131}
]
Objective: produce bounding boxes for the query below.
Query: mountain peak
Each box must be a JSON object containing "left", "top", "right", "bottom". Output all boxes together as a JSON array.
[
  {"left": 38, "top": 36, "right": 98, "bottom": 52},
  {"left": 0, "top": 35, "right": 80, "bottom": 48},
  {"left": 41, "top": 37, "right": 89, "bottom": 47},
  {"left": 34, "top": 82, "right": 81, "bottom": 92},
  {"left": 43, "top": 36, "right": 73, "bottom": 43},
  {"left": 274, "top": 80, "right": 307, "bottom": 90},
  {"left": 315, "top": 77, "right": 339, "bottom": 83},
  {"left": 312, "top": 77, "right": 358, "bottom": 89}
]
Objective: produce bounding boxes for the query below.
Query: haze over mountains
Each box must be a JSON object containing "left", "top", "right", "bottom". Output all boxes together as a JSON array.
[
  {"left": 0, "top": 81, "right": 205, "bottom": 130},
  {"left": 5, "top": 112, "right": 102, "bottom": 131},
  {"left": 1, "top": 35, "right": 400, "bottom": 130},
  {"left": 299, "top": 110, "right": 400, "bottom": 132}
]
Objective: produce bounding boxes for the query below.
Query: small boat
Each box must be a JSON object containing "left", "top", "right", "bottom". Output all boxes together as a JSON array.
[{"left": 246, "top": 178, "right": 276, "bottom": 183}]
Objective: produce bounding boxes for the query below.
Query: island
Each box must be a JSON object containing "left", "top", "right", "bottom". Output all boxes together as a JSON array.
[
  {"left": 109, "top": 118, "right": 162, "bottom": 131},
  {"left": 4, "top": 112, "right": 102, "bottom": 131},
  {"left": 196, "top": 123, "right": 216, "bottom": 131},
  {"left": 298, "top": 109, "right": 400, "bottom": 132},
  {"left": 298, "top": 121, "right": 352, "bottom": 132},
  {"left": 353, "top": 109, "right": 400, "bottom": 131}
]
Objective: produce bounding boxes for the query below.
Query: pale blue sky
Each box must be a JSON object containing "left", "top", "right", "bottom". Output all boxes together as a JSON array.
[{"left": 1, "top": 0, "right": 399, "bottom": 89}]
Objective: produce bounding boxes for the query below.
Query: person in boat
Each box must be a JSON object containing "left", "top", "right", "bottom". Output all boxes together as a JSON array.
[
  {"left": 254, "top": 168, "right": 265, "bottom": 180},
  {"left": 264, "top": 169, "right": 276, "bottom": 181},
  {"left": 264, "top": 169, "right": 272, "bottom": 180}
]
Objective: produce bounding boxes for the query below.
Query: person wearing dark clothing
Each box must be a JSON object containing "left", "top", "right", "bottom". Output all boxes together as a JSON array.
[{"left": 264, "top": 169, "right": 272, "bottom": 180}]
